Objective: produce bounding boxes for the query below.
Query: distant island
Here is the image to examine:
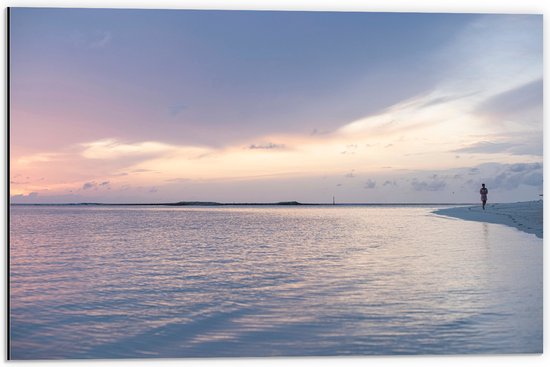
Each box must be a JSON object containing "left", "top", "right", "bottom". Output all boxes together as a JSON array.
[{"left": 164, "top": 201, "right": 304, "bottom": 206}]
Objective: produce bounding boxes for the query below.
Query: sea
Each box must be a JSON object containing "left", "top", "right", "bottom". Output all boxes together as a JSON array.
[{"left": 8, "top": 204, "right": 543, "bottom": 359}]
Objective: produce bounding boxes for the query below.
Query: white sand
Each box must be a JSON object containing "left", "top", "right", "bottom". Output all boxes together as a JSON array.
[{"left": 434, "top": 200, "right": 543, "bottom": 239}]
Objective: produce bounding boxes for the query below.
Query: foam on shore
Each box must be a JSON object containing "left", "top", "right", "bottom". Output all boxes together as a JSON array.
[{"left": 434, "top": 200, "right": 543, "bottom": 239}]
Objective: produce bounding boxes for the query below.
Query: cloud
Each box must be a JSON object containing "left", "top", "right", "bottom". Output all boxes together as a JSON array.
[
  {"left": 82, "top": 182, "right": 96, "bottom": 190},
  {"left": 522, "top": 171, "right": 543, "bottom": 186},
  {"left": 80, "top": 139, "right": 174, "bottom": 160},
  {"left": 452, "top": 134, "right": 542, "bottom": 157},
  {"left": 364, "top": 179, "right": 376, "bottom": 189},
  {"left": 11, "top": 192, "right": 38, "bottom": 199},
  {"left": 91, "top": 31, "right": 112, "bottom": 48},
  {"left": 149, "top": 187, "right": 159, "bottom": 193},
  {"left": 453, "top": 141, "right": 517, "bottom": 154},
  {"left": 132, "top": 169, "right": 153, "bottom": 173},
  {"left": 345, "top": 170, "right": 355, "bottom": 178},
  {"left": 340, "top": 144, "right": 359, "bottom": 155},
  {"left": 165, "top": 177, "right": 190, "bottom": 183},
  {"left": 475, "top": 78, "right": 542, "bottom": 120},
  {"left": 248, "top": 143, "right": 285, "bottom": 150},
  {"left": 310, "top": 128, "right": 331, "bottom": 136},
  {"left": 483, "top": 162, "right": 542, "bottom": 190},
  {"left": 17, "top": 152, "right": 60, "bottom": 165},
  {"left": 72, "top": 30, "right": 112, "bottom": 48},
  {"left": 411, "top": 179, "right": 446, "bottom": 191},
  {"left": 10, "top": 192, "right": 39, "bottom": 203},
  {"left": 81, "top": 181, "right": 111, "bottom": 190},
  {"left": 77, "top": 139, "right": 212, "bottom": 175},
  {"left": 507, "top": 134, "right": 543, "bottom": 156},
  {"left": 383, "top": 180, "right": 397, "bottom": 187},
  {"left": 453, "top": 135, "right": 542, "bottom": 157},
  {"left": 509, "top": 162, "right": 542, "bottom": 173},
  {"left": 419, "top": 91, "right": 479, "bottom": 109}
]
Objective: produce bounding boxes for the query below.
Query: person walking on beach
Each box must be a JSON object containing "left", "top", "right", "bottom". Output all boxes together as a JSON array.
[{"left": 480, "top": 183, "right": 488, "bottom": 210}]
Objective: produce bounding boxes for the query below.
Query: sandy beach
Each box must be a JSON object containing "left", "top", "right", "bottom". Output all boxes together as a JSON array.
[{"left": 434, "top": 200, "right": 543, "bottom": 239}]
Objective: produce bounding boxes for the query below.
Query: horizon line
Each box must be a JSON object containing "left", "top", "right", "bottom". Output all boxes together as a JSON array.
[{"left": 10, "top": 201, "right": 495, "bottom": 206}]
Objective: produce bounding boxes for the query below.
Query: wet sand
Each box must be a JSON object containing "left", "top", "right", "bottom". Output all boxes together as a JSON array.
[{"left": 434, "top": 200, "right": 543, "bottom": 238}]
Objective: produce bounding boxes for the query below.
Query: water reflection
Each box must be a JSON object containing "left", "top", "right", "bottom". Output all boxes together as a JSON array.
[{"left": 482, "top": 222, "right": 489, "bottom": 248}]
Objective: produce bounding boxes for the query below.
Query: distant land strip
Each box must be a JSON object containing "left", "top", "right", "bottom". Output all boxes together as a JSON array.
[{"left": 11, "top": 201, "right": 477, "bottom": 206}]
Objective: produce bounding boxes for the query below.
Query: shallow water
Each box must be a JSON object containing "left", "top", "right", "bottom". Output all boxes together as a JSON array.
[{"left": 9, "top": 205, "right": 542, "bottom": 359}]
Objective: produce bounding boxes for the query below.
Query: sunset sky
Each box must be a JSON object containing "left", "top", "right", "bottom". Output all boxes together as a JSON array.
[{"left": 9, "top": 8, "right": 542, "bottom": 203}]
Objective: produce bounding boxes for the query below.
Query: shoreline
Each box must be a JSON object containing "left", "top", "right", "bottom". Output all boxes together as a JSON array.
[{"left": 434, "top": 200, "right": 543, "bottom": 239}]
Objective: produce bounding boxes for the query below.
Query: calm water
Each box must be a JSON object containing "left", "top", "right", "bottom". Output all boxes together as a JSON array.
[{"left": 9, "top": 205, "right": 543, "bottom": 359}]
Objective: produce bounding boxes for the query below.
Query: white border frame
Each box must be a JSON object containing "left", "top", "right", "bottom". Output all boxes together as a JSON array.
[{"left": 2, "top": 1, "right": 547, "bottom": 367}]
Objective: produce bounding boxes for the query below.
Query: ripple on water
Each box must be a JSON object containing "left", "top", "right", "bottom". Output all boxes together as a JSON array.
[{"left": 9, "top": 205, "right": 543, "bottom": 359}]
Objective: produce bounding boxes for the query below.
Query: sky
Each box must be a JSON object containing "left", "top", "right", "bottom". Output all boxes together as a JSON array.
[{"left": 9, "top": 8, "right": 543, "bottom": 204}]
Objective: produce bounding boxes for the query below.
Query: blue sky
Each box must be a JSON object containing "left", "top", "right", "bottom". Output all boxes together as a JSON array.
[{"left": 10, "top": 8, "right": 543, "bottom": 203}]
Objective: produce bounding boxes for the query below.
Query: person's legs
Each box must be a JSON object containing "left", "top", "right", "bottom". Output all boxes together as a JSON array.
[{"left": 482, "top": 200, "right": 486, "bottom": 210}]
